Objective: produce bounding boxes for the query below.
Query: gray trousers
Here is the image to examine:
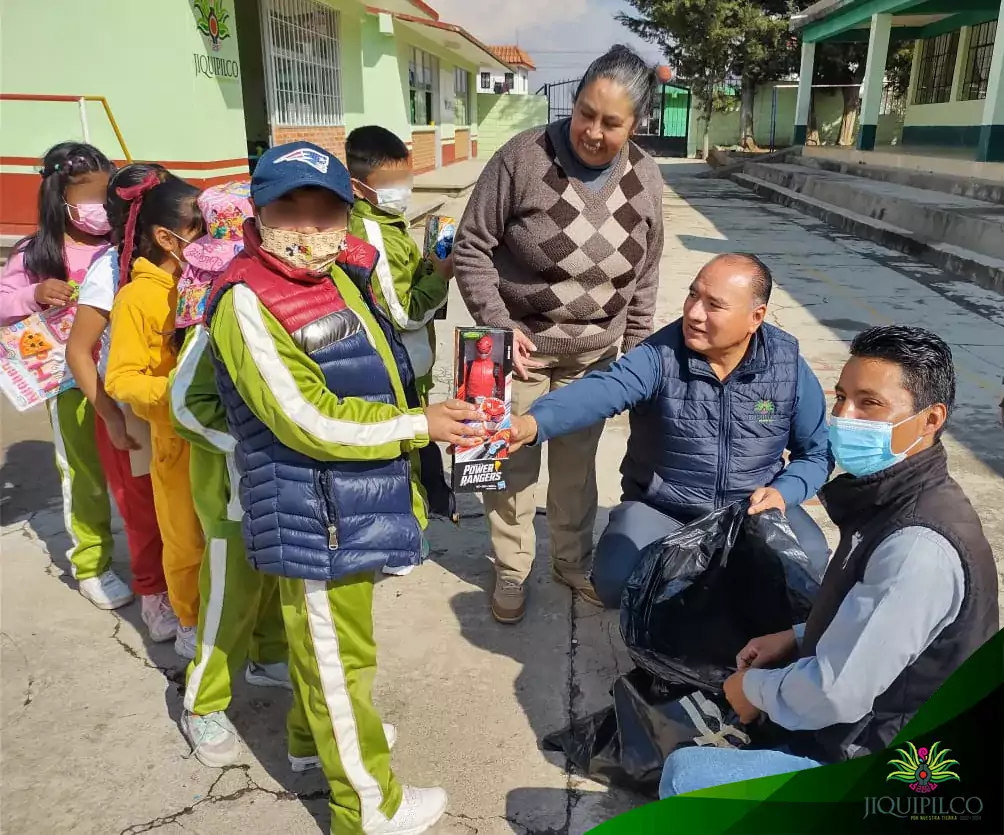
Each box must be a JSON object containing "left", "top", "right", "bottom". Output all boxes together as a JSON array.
[{"left": 591, "top": 501, "right": 831, "bottom": 609}]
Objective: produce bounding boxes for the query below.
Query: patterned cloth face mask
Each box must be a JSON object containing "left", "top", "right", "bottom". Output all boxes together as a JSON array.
[{"left": 257, "top": 221, "right": 347, "bottom": 274}]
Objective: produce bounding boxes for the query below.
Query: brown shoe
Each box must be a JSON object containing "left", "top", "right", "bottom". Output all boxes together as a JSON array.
[
  {"left": 551, "top": 564, "right": 603, "bottom": 608},
  {"left": 491, "top": 577, "right": 526, "bottom": 624}
]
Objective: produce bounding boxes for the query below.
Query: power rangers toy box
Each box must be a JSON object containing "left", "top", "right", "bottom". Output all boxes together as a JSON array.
[{"left": 453, "top": 327, "right": 513, "bottom": 492}]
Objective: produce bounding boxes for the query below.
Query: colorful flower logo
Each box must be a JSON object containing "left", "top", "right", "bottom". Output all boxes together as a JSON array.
[
  {"left": 754, "top": 399, "right": 776, "bottom": 423},
  {"left": 886, "top": 742, "right": 960, "bottom": 794},
  {"left": 194, "top": 0, "right": 231, "bottom": 51}
]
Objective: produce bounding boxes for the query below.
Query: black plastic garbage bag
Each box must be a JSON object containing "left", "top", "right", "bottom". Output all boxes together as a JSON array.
[
  {"left": 542, "top": 668, "right": 750, "bottom": 797},
  {"left": 621, "top": 501, "right": 821, "bottom": 693}
]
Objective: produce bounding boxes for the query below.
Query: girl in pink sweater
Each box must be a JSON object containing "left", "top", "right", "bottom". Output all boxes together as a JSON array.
[{"left": 0, "top": 142, "right": 134, "bottom": 611}]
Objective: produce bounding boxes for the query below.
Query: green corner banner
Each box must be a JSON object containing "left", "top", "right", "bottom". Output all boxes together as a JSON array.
[{"left": 592, "top": 630, "right": 1004, "bottom": 834}]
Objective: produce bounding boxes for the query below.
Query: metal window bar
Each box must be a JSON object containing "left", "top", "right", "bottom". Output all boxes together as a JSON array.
[
  {"left": 962, "top": 20, "right": 997, "bottom": 101},
  {"left": 261, "top": 0, "right": 342, "bottom": 127},
  {"left": 914, "top": 32, "right": 959, "bottom": 105},
  {"left": 409, "top": 46, "right": 438, "bottom": 125}
]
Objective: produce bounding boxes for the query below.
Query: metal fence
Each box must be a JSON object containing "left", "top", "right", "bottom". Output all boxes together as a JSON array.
[
  {"left": 262, "top": 0, "right": 343, "bottom": 127},
  {"left": 536, "top": 78, "right": 692, "bottom": 156}
]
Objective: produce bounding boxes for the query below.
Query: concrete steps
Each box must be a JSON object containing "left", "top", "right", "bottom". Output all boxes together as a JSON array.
[
  {"left": 796, "top": 153, "right": 1004, "bottom": 206},
  {"left": 731, "top": 155, "right": 1004, "bottom": 293}
]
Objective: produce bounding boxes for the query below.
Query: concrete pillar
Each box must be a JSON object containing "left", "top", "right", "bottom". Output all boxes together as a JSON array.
[
  {"left": 949, "top": 27, "right": 971, "bottom": 102},
  {"left": 794, "top": 40, "right": 815, "bottom": 145},
  {"left": 858, "top": 14, "right": 892, "bottom": 151},
  {"left": 978, "top": 3, "right": 1004, "bottom": 161},
  {"left": 906, "top": 39, "right": 922, "bottom": 104}
]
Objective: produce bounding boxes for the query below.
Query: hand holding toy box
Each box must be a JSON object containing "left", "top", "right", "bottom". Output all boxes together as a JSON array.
[
  {"left": 453, "top": 327, "right": 513, "bottom": 492},
  {"left": 0, "top": 305, "right": 77, "bottom": 411},
  {"left": 424, "top": 215, "right": 455, "bottom": 321},
  {"left": 424, "top": 215, "right": 456, "bottom": 260}
]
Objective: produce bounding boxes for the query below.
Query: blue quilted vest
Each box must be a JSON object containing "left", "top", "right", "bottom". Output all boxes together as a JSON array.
[
  {"left": 204, "top": 227, "right": 431, "bottom": 581},
  {"left": 621, "top": 320, "right": 800, "bottom": 521}
]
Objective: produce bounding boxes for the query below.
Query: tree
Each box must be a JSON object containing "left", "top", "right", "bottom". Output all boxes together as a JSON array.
[
  {"left": 618, "top": 0, "right": 739, "bottom": 158},
  {"left": 619, "top": 0, "right": 795, "bottom": 153},
  {"left": 732, "top": 0, "right": 793, "bottom": 147}
]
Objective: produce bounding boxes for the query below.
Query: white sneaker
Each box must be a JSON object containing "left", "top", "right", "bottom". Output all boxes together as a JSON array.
[
  {"left": 175, "top": 625, "right": 197, "bottom": 660},
  {"left": 78, "top": 570, "right": 133, "bottom": 610},
  {"left": 289, "top": 723, "right": 397, "bottom": 773},
  {"left": 372, "top": 785, "right": 448, "bottom": 835},
  {"left": 381, "top": 564, "right": 416, "bottom": 576},
  {"left": 182, "top": 710, "right": 242, "bottom": 768},
  {"left": 141, "top": 593, "right": 179, "bottom": 643},
  {"left": 245, "top": 661, "right": 293, "bottom": 691}
]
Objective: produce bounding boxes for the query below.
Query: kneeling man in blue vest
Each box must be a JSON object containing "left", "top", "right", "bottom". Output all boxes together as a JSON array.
[
  {"left": 510, "top": 252, "right": 833, "bottom": 607},
  {"left": 510, "top": 261, "right": 998, "bottom": 794}
]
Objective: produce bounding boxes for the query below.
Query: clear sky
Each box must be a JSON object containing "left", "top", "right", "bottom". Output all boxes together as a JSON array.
[{"left": 430, "top": 0, "right": 666, "bottom": 90}]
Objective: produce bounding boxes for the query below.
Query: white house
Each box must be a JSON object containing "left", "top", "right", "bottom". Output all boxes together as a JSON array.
[{"left": 479, "top": 45, "right": 535, "bottom": 94}]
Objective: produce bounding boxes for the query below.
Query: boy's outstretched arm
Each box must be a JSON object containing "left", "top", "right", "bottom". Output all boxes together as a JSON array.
[{"left": 210, "top": 284, "right": 430, "bottom": 462}]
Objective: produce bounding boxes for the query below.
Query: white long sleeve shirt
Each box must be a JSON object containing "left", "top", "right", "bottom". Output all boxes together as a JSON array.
[{"left": 743, "top": 526, "right": 965, "bottom": 731}]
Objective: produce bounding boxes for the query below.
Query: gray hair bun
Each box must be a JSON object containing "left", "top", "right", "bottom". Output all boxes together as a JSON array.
[{"left": 574, "top": 45, "right": 659, "bottom": 123}]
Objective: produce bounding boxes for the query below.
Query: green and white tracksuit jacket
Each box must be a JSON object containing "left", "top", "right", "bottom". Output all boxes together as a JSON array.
[
  {"left": 170, "top": 326, "right": 285, "bottom": 716},
  {"left": 349, "top": 200, "right": 449, "bottom": 401}
]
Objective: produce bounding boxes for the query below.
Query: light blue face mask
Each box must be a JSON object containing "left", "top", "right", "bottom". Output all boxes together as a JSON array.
[{"left": 828, "top": 414, "right": 924, "bottom": 477}]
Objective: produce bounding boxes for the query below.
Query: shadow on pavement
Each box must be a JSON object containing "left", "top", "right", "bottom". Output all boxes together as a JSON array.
[
  {"left": 1, "top": 438, "right": 62, "bottom": 528},
  {"left": 505, "top": 785, "right": 649, "bottom": 834},
  {"left": 440, "top": 508, "right": 574, "bottom": 747},
  {"left": 673, "top": 214, "right": 1004, "bottom": 482}
]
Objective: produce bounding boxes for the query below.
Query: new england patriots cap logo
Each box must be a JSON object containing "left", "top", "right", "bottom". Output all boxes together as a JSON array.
[{"left": 274, "top": 147, "right": 330, "bottom": 174}]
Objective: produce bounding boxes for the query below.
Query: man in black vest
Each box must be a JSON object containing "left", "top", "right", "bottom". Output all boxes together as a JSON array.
[{"left": 659, "top": 325, "right": 999, "bottom": 797}]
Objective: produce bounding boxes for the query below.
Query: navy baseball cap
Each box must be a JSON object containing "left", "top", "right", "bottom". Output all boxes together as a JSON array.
[{"left": 251, "top": 141, "right": 355, "bottom": 207}]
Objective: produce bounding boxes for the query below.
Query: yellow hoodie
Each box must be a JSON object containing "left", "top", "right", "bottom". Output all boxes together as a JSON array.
[
  {"left": 106, "top": 257, "right": 179, "bottom": 429},
  {"left": 106, "top": 256, "right": 203, "bottom": 628}
]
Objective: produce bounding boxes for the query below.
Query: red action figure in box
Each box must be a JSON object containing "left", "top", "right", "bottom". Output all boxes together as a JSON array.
[{"left": 464, "top": 334, "right": 503, "bottom": 402}]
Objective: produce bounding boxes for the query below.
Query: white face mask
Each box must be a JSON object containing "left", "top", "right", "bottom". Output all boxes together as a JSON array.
[
  {"left": 166, "top": 230, "right": 194, "bottom": 268},
  {"left": 375, "top": 186, "right": 412, "bottom": 216}
]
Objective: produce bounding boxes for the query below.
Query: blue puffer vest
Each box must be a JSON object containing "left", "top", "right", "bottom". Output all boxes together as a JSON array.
[
  {"left": 621, "top": 320, "right": 800, "bottom": 521},
  {"left": 204, "top": 225, "right": 438, "bottom": 581}
]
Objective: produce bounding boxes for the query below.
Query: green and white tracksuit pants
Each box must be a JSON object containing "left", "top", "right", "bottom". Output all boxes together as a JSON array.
[
  {"left": 183, "top": 446, "right": 286, "bottom": 715},
  {"left": 48, "top": 388, "right": 114, "bottom": 580},
  {"left": 282, "top": 574, "right": 403, "bottom": 833}
]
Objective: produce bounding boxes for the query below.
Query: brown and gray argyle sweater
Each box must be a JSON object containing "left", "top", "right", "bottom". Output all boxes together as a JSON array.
[{"left": 454, "top": 122, "right": 666, "bottom": 356}]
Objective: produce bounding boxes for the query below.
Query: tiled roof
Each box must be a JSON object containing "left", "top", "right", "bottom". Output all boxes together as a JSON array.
[{"left": 488, "top": 45, "right": 536, "bottom": 70}]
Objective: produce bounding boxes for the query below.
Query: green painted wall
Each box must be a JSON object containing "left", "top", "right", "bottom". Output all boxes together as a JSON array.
[
  {"left": 685, "top": 84, "right": 903, "bottom": 156},
  {"left": 359, "top": 13, "right": 412, "bottom": 142},
  {"left": 325, "top": 0, "right": 366, "bottom": 134},
  {"left": 476, "top": 94, "right": 548, "bottom": 157},
  {"left": 0, "top": 0, "right": 248, "bottom": 167},
  {"left": 905, "top": 98, "right": 984, "bottom": 126}
]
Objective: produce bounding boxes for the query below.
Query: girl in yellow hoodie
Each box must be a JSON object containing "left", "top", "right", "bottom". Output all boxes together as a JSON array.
[{"left": 106, "top": 173, "right": 206, "bottom": 660}]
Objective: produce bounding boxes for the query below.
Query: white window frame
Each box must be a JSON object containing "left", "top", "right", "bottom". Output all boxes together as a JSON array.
[
  {"left": 409, "top": 46, "right": 439, "bottom": 125},
  {"left": 454, "top": 67, "right": 470, "bottom": 126},
  {"left": 261, "top": 0, "right": 343, "bottom": 129}
]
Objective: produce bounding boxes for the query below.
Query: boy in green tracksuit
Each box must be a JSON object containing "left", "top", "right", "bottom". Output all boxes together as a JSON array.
[
  {"left": 168, "top": 182, "right": 288, "bottom": 768},
  {"left": 346, "top": 126, "right": 452, "bottom": 401},
  {"left": 202, "top": 141, "right": 482, "bottom": 835}
]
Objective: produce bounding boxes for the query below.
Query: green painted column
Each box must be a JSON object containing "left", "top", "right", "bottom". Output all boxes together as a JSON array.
[
  {"left": 858, "top": 14, "right": 892, "bottom": 151},
  {"left": 794, "top": 40, "right": 815, "bottom": 145},
  {"left": 978, "top": 4, "right": 1004, "bottom": 161}
]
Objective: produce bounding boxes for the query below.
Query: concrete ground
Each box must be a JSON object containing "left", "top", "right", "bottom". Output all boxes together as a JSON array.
[{"left": 2, "top": 160, "right": 1002, "bottom": 834}]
